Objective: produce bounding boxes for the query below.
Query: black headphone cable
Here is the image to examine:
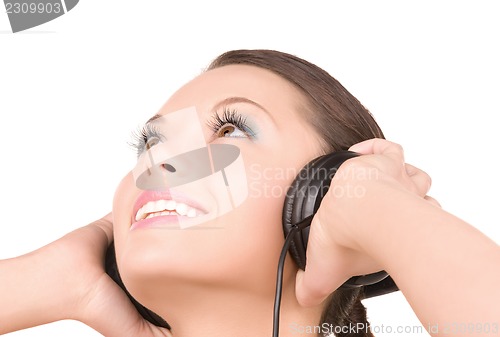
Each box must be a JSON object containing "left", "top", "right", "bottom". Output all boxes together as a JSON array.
[{"left": 273, "top": 215, "right": 313, "bottom": 337}]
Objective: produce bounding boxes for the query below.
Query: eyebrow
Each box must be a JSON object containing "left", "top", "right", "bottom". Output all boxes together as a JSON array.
[
  {"left": 212, "top": 96, "right": 275, "bottom": 122},
  {"left": 144, "top": 96, "right": 274, "bottom": 125},
  {"left": 146, "top": 114, "right": 162, "bottom": 124}
]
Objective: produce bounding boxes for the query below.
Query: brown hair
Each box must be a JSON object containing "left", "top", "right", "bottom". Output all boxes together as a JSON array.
[
  {"left": 207, "top": 49, "right": 384, "bottom": 153},
  {"left": 207, "top": 49, "right": 383, "bottom": 337}
]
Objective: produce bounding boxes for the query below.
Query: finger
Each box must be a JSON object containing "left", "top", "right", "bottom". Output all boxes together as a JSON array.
[
  {"left": 82, "top": 276, "right": 172, "bottom": 337},
  {"left": 405, "top": 164, "right": 432, "bottom": 197},
  {"left": 348, "top": 138, "right": 404, "bottom": 160},
  {"left": 102, "top": 212, "right": 113, "bottom": 223},
  {"left": 295, "top": 217, "right": 347, "bottom": 307},
  {"left": 92, "top": 213, "right": 114, "bottom": 245}
]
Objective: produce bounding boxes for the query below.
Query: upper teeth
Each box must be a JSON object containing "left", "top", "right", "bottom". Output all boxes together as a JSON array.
[{"left": 135, "top": 200, "right": 202, "bottom": 221}]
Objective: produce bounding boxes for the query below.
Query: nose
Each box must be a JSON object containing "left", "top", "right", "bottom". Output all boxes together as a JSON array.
[
  {"left": 134, "top": 144, "right": 242, "bottom": 191},
  {"left": 163, "top": 163, "right": 176, "bottom": 173},
  {"left": 135, "top": 147, "right": 212, "bottom": 190}
]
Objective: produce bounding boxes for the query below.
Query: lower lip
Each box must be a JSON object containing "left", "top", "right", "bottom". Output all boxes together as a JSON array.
[{"left": 130, "top": 215, "right": 187, "bottom": 231}]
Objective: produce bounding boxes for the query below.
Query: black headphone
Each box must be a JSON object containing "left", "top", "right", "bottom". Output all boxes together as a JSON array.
[
  {"left": 282, "top": 150, "right": 398, "bottom": 296},
  {"left": 105, "top": 150, "right": 398, "bottom": 332}
]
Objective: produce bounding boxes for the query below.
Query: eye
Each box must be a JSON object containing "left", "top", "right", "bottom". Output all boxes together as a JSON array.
[
  {"left": 208, "top": 108, "right": 256, "bottom": 139},
  {"left": 129, "top": 123, "right": 164, "bottom": 157},
  {"left": 145, "top": 136, "right": 161, "bottom": 149},
  {"left": 218, "top": 124, "right": 247, "bottom": 138}
]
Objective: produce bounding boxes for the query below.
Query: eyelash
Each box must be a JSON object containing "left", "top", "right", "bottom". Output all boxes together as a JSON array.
[
  {"left": 129, "top": 123, "right": 164, "bottom": 156},
  {"left": 207, "top": 108, "right": 255, "bottom": 138},
  {"left": 129, "top": 108, "right": 254, "bottom": 156}
]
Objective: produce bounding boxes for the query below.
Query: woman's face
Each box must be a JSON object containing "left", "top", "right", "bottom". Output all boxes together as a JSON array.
[{"left": 112, "top": 64, "right": 323, "bottom": 309}]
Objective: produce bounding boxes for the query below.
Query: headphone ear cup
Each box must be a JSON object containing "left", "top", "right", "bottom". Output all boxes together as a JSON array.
[
  {"left": 282, "top": 177, "right": 305, "bottom": 269},
  {"left": 282, "top": 156, "right": 325, "bottom": 270},
  {"left": 282, "top": 151, "right": 396, "bottom": 296},
  {"left": 283, "top": 151, "right": 360, "bottom": 270}
]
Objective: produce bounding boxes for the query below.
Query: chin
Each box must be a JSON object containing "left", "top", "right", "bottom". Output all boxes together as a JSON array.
[{"left": 118, "top": 210, "right": 280, "bottom": 294}]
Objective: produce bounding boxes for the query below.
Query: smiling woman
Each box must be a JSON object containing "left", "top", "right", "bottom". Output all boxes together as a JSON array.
[
  {"left": 111, "top": 55, "right": 332, "bottom": 336},
  {"left": 111, "top": 50, "right": 387, "bottom": 337},
  {"left": 0, "top": 49, "right": 498, "bottom": 337}
]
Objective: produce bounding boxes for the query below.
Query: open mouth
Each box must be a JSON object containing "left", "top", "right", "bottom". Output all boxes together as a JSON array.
[
  {"left": 131, "top": 190, "right": 209, "bottom": 230},
  {"left": 135, "top": 199, "right": 205, "bottom": 221}
]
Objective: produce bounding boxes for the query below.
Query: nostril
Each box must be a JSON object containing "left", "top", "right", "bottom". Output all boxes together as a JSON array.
[{"left": 163, "top": 163, "right": 176, "bottom": 173}]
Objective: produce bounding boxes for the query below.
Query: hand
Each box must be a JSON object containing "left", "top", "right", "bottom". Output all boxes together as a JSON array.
[
  {"left": 348, "top": 139, "right": 440, "bottom": 207},
  {"left": 295, "top": 139, "right": 438, "bottom": 306},
  {"left": 50, "top": 214, "right": 172, "bottom": 337}
]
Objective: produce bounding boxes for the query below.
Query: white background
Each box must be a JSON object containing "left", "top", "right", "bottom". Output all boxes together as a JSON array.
[{"left": 1, "top": 1, "right": 499, "bottom": 336}]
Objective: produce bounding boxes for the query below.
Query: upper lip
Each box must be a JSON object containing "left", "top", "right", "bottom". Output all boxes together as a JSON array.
[{"left": 131, "top": 189, "right": 208, "bottom": 223}]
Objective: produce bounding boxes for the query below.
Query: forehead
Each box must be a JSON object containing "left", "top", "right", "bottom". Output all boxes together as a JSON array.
[{"left": 161, "top": 64, "right": 305, "bottom": 114}]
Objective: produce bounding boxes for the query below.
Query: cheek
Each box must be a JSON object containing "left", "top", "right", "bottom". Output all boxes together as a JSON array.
[
  {"left": 247, "top": 158, "right": 300, "bottom": 208},
  {"left": 114, "top": 171, "right": 291, "bottom": 295},
  {"left": 112, "top": 173, "right": 137, "bottom": 249},
  {"left": 118, "top": 186, "right": 285, "bottom": 264},
  {"left": 112, "top": 151, "right": 302, "bottom": 307},
  {"left": 225, "top": 170, "right": 292, "bottom": 274}
]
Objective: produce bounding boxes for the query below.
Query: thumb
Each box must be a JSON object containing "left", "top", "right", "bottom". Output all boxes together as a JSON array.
[{"left": 295, "top": 216, "right": 349, "bottom": 307}]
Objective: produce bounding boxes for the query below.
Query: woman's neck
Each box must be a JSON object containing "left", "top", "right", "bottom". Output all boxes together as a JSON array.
[{"left": 153, "top": 278, "right": 323, "bottom": 337}]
